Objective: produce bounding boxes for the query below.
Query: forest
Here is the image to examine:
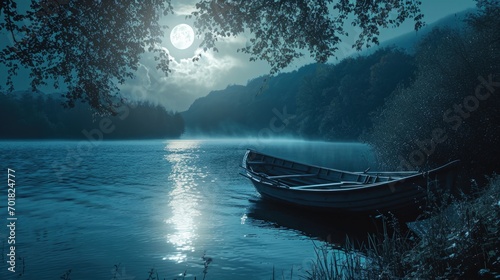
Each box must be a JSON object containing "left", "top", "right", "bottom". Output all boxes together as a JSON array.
[
  {"left": 183, "top": 47, "right": 415, "bottom": 140},
  {"left": 0, "top": 92, "right": 185, "bottom": 139},
  {"left": 183, "top": 7, "right": 499, "bottom": 180}
]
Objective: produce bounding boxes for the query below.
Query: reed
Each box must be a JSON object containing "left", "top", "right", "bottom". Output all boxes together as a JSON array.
[
  {"left": 302, "top": 174, "right": 500, "bottom": 279},
  {"left": 303, "top": 238, "right": 365, "bottom": 280}
]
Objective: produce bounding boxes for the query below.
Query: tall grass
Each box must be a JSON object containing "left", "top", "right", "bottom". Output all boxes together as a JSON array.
[
  {"left": 304, "top": 238, "right": 364, "bottom": 280},
  {"left": 303, "top": 175, "right": 500, "bottom": 279},
  {"left": 57, "top": 252, "right": 211, "bottom": 280}
]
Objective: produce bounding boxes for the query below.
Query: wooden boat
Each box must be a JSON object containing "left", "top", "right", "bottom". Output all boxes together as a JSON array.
[{"left": 241, "top": 150, "right": 460, "bottom": 221}]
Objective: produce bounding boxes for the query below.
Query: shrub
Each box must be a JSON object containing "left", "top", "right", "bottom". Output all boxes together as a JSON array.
[
  {"left": 304, "top": 175, "right": 500, "bottom": 279},
  {"left": 365, "top": 4, "right": 500, "bottom": 181}
]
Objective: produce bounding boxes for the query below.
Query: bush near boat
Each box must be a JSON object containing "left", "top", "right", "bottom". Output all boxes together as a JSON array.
[
  {"left": 301, "top": 175, "right": 500, "bottom": 280},
  {"left": 364, "top": 5, "right": 500, "bottom": 182},
  {"left": 299, "top": 5, "right": 500, "bottom": 279}
]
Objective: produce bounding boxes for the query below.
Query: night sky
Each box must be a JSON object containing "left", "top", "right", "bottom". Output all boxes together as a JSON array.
[{"left": 0, "top": 0, "right": 477, "bottom": 111}]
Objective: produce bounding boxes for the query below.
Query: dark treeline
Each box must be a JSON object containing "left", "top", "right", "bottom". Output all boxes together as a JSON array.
[
  {"left": 292, "top": 48, "right": 416, "bottom": 140},
  {"left": 365, "top": 4, "right": 500, "bottom": 180},
  {"left": 183, "top": 6, "right": 499, "bottom": 180},
  {"left": 182, "top": 65, "right": 316, "bottom": 136},
  {"left": 183, "top": 47, "right": 416, "bottom": 140},
  {"left": 0, "top": 92, "right": 184, "bottom": 139}
]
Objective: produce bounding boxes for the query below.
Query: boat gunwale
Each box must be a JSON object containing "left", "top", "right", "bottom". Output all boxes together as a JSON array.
[
  {"left": 243, "top": 149, "right": 460, "bottom": 192},
  {"left": 244, "top": 169, "right": 421, "bottom": 192}
]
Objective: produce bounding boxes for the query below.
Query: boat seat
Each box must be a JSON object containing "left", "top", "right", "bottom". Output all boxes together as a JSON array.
[
  {"left": 267, "top": 173, "right": 317, "bottom": 179},
  {"left": 246, "top": 161, "right": 267, "bottom": 165},
  {"left": 292, "top": 181, "right": 364, "bottom": 190}
]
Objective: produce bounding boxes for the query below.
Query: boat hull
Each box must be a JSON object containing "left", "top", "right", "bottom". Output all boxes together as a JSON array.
[{"left": 242, "top": 150, "right": 459, "bottom": 220}]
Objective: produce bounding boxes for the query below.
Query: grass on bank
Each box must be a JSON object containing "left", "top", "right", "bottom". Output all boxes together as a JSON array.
[
  {"left": 57, "top": 252, "right": 212, "bottom": 280},
  {"left": 302, "top": 174, "right": 500, "bottom": 280}
]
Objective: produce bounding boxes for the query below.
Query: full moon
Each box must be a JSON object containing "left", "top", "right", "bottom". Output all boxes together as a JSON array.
[{"left": 170, "top": 24, "right": 195, "bottom": 50}]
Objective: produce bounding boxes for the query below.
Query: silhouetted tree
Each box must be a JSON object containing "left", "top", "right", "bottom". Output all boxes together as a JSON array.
[
  {"left": 1, "top": 0, "right": 428, "bottom": 114},
  {"left": 1, "top": 0, "right": 173, "bottom": 115},
  {"left": 191, "top": 0, "right": 424, "bottom": 74},
  {"left": 366, "top": 3, "right": 500, "bottom": 180}
]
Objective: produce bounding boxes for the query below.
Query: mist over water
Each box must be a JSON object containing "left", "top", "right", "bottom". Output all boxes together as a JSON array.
[{"left": 191, "top": 137, "right": 377, "bottom": 170}]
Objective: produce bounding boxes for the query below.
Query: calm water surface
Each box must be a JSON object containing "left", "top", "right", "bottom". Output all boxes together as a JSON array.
[{"left": 0, "top": 139, "right": 375, "bottom": 279}]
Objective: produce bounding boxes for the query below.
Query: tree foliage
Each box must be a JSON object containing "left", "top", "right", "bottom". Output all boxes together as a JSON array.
[
  {"left": 293, "top": 48, "right": 416, "bottom": 140},
  {"left": 182, "top": 48, "right": 416, "bottom": 139},
  {"left": 191, "top": 0, "right": 424, "bottom": 74},
  {"left": 0, "top": 0, "right": 173, "bottom": 115},
  {"left": 365, "top": 2, "right": 500, "bottom": 179},
  {"left": 1, "top": 0, "right": 425, "bottom": 113}
]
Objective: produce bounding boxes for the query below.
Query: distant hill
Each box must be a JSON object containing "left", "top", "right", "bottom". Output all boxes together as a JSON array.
[
  {"left": 181, "top": 64, "right": 318, "bottom": 137},
  {"left": 181, "top": 8, "right": 477, "bottom": 138},
  {"left": 182, "top": 47, "right": 417, "bottom": 139},
  {"left": 371, "top": 8, "right": 473, "bottom": 54}
]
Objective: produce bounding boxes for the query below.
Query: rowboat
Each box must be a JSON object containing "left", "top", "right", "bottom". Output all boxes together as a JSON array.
[{"left": 241, "top": 150, "right": 460, "bottom": 221}]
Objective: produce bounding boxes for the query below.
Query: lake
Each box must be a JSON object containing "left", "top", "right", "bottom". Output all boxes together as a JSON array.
[{"left": 0, "top": 139, "right": 376, "bottom": 279}]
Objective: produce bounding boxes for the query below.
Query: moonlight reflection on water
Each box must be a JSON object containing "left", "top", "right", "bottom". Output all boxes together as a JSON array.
[{"left": 164, "top": 140, "right": 203, "bottom": 263}]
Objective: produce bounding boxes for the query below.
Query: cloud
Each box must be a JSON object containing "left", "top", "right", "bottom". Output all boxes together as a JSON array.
[
  {"left": 173, "top": 2, "right": 197, "bottom": 16},
  {"left": 118, "top": 23, "right": 328, "bottom": 112},
  {"left": 171, "top": 49, "right": 241, "bottom": 87},
  {"left": 119, "top": 42, "right": 255, "bottom": 111}
]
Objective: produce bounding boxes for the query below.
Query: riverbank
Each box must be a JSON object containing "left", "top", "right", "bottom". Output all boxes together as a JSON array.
[{"left": 304, "top": 174, "right": 500, "bottom": 279}]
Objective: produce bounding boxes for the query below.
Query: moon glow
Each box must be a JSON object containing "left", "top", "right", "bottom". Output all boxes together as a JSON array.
[{"left": 170, "top": 24, "right": 195, "bottom": 50}]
